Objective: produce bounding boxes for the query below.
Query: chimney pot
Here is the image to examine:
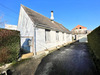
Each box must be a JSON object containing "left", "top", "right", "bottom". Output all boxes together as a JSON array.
[{"left": 50, "top": 11, "right": 54, "bottom": 21}]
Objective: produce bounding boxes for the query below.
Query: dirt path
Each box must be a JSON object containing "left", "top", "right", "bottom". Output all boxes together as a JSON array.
[
  {"left": 35, "top": 42, "right": 98, "bottom": 75},
  {"left": 8, "top": 55, "right": 45, "bottom": 75}
]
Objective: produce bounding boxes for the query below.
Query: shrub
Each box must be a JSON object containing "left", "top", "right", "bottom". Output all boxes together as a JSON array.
[
  {"left": 0, "top": 28, "right": 20, "bottom": 65},
  {"left": 87, "top": 26, "right": 100, "bottom": 72},
  {"left": 88, "top": 26, "right": 100, "bottom": 59},
  {"left": 0, "top": 47, "right": 10, "bottom": 63}
]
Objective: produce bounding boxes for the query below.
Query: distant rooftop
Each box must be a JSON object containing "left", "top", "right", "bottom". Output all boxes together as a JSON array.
[
  {"left": 72, "top": 25, "right": 87, "bottom": 31},
  {"left": 5, "top": 24, "right": 17, "bottom": 30}
]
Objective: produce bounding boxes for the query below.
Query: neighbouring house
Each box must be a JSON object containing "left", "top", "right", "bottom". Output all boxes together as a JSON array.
[
  {"left": 17, "top": 5, "right": 72, "bottom": 55},
  {"left": 71, "top": 25, "right": 89, "bottom": 42},
  {"left": 5, "top": 24, "right": 17, "bottom": 30}
]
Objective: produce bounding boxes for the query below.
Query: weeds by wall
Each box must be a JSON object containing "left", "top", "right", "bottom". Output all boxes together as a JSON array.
[{"left": 0, "top": 29, "right": 20, "bottom": 65}]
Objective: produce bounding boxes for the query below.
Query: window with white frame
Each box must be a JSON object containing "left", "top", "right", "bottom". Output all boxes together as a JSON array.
[
  {"left": 45, "top": 29, "right": 50, "bottom": 42},
  {"left": 56, "top": 31, "right": 59, "bottom": 41}
]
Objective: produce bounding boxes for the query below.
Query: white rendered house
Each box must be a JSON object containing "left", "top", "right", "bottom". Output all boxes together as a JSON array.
[{"left": 18, "top": 5, "right": 72, "bottom": 55}]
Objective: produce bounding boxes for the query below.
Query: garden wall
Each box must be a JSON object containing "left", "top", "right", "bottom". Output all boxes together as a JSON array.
[{"left": 0, "top": 29, "right": 20, "bottom": 65}]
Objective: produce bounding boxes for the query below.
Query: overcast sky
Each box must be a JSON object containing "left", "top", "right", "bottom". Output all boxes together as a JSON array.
[{"left": 0, "top": 0, "right": 100, "bottom": 30}]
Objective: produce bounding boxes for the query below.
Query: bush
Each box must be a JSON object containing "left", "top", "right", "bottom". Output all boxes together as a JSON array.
[
  {"left": 88, "top": 26, "right": 100, "bottom": 59},
  {"left": 0, "top": 47, "right": 9, "bottom": 63},
  {"left": 87, "top": 26, "right": 100, "bottom": 72},
  {"left": 0, "top": 29, "right": 20, "bottom": 64}
]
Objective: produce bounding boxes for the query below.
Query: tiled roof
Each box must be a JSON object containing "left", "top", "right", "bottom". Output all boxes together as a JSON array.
[
  {"left": 72, "top": 25, "right": 87, "bottom": 31},
  {"left": 21, "top": 5, "right": 71, "bottom": 34}
]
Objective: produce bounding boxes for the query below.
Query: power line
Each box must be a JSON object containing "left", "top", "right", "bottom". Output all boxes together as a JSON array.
[
  {"left": 0, "top": 3, "right": 19, "bottom": 19},
  {"left": 0, "top": 11, "right": 18, "bottom": 19},
  {"left": 0, "top": 3, "right": 18, "bottom": 15}
]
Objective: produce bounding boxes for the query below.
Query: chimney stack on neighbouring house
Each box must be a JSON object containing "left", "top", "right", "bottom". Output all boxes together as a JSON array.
[{"left": 50, "top": 11, "right": 54, "bottom": 21}]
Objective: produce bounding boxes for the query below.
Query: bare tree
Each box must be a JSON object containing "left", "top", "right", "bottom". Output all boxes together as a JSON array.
[{"left": 0, "top": 15, "right": 7, "bottom": 28}]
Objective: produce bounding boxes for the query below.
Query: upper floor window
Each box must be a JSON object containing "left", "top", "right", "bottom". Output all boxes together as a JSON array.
[
  {"left": 79, "top": 27, "right": 82, "bottom": 29},
  {"left": 45, "top": 29, "right": 50, "bottom": 42}
]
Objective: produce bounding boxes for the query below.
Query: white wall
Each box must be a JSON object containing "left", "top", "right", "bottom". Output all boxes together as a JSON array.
[
  {"left": 72, "top": 34, "right": 87, "bottom": 42},
  {"left": 18, "top": 6, "right": 34, "bottom": 52},
  {"left": 66, "top": 34, "right": 72, "bottom": 43},
  {"left": 79, "top": 34, "right": 87, "bottom": 42},
  {"left": 5, "top": 24, "right": 17, "bottom": 30},
  {"left": 36, "top": 28, "right": 72, "bottom": 52},
  {"left": 36, "top": 28, "right": 45, "bottom": 52}
]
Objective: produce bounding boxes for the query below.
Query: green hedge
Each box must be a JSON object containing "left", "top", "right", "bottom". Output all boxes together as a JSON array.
[
  {"left": 88, "top": 26, "right": 100, "bottom": 59},
  {"left": 88, "top": 26, "right": 100, "bottom": 72},
  {"left": 0, "top": 29, "right": 20, "bottom": 64}
]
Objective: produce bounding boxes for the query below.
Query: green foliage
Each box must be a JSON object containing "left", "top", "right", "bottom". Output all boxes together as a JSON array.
[
  {"left": 0, "top": 29, "right": 20, "bottom": 64},
  {"left": 88, "top": 26, "right": 100, "bottom": 72}
]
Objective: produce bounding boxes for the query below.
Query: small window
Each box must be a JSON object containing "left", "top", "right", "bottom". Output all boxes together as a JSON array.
[
  {"left": 62, "top": 32, "right": 64, "bottom": 41},
  {"left": 85, "top": 30, "right": 87, "bottom": 34},
  {"left": 79, "top": 27, "right": 81, "bottom": 29},
  {"left": 76, "top": 28, "right": 78, "bottom": 29},
  {"left": 56, "top": 31, "right": 59, "bottom": 41},
  {"left": 45, "top": 29, "right": 50, "bottom": 42}
]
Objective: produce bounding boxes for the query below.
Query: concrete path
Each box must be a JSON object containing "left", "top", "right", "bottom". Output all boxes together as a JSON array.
[{"left": 35, "top": 42, "right": 98, "bottom": 75}]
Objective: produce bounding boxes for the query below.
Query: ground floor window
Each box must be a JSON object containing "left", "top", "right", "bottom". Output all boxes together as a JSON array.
[
  {"left": 45, "top": 29, "right": 50, "bottom": 42},
  {"left": 56, "top": 31, "right": 59, "bottom": 41}
]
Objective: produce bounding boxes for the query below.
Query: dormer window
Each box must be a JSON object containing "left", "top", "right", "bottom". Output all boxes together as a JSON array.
[{"left": 79, "top": 27, "right": 81, "bottom": 29}]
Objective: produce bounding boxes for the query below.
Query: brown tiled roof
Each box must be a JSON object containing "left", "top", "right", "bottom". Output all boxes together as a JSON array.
[{"left": 21, "top": 5, "right": 71, "bottom": 34}]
